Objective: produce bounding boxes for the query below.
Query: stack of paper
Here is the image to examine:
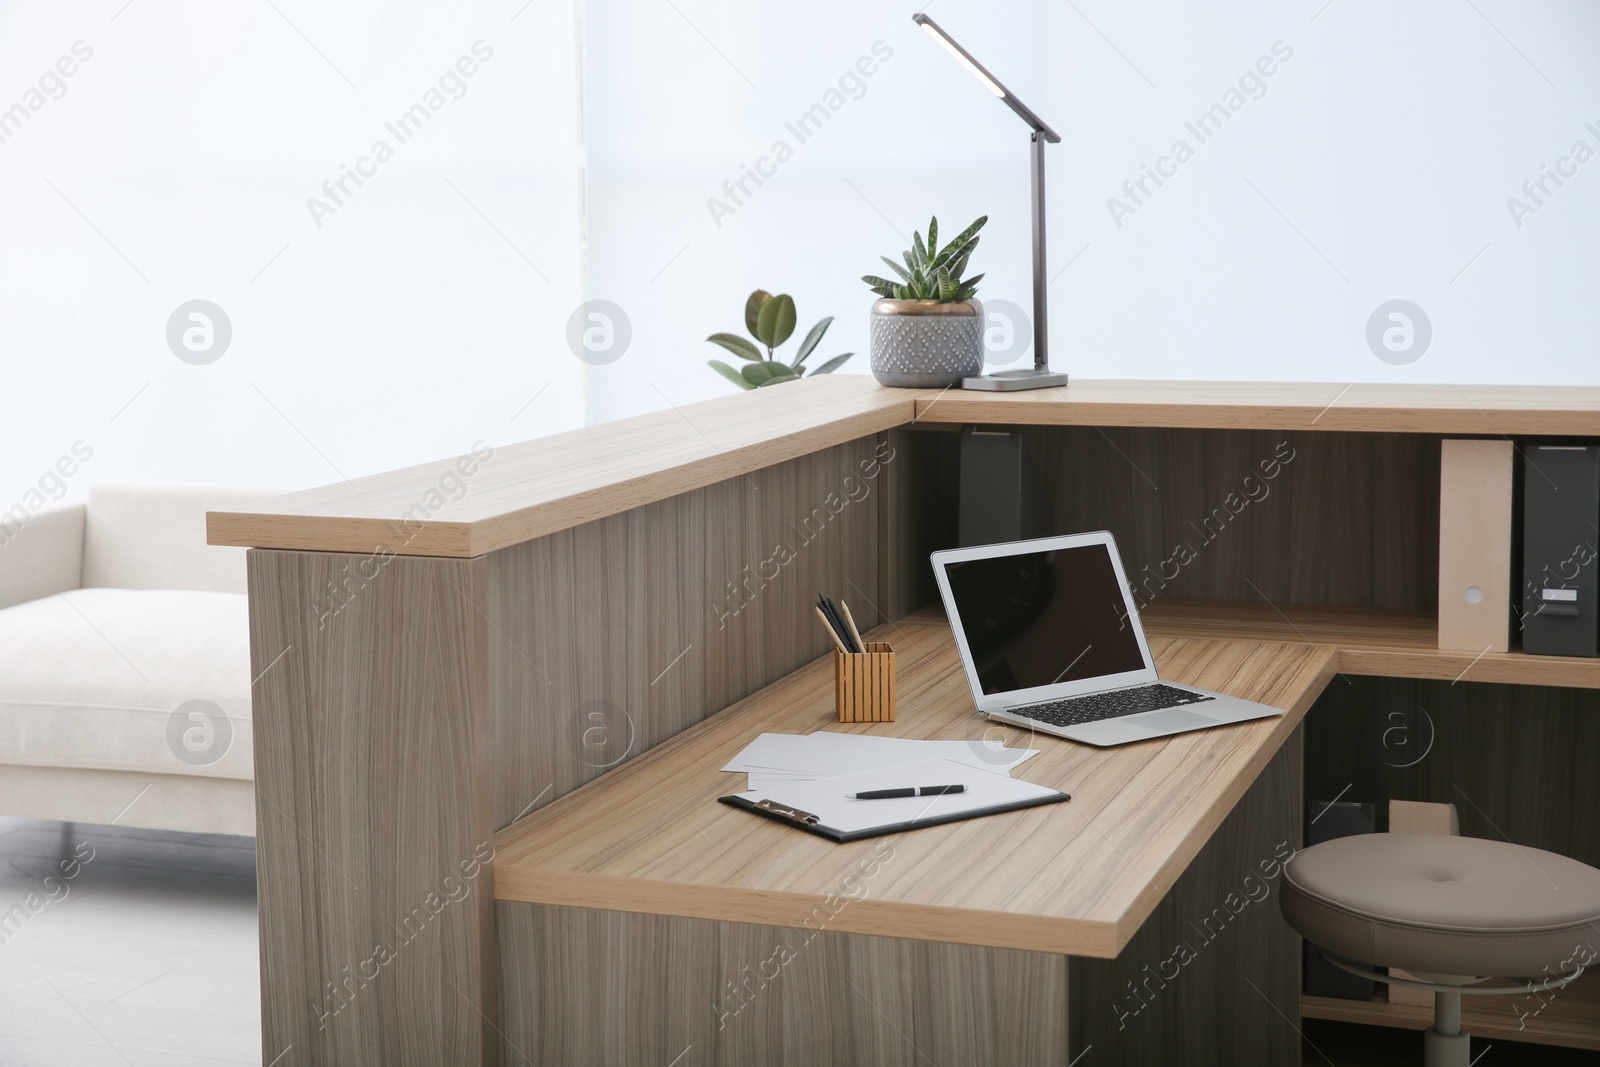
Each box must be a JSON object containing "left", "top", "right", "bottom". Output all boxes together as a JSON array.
[
  {"left": 721, "top": 731, "right": 1039, "bottom": 791},
  {"left": 736, "top": 757, "right": 1062, "bottom": 837}
]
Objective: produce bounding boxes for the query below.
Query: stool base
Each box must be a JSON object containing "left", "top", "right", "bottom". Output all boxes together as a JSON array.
[
  {"left": 1423, "top": 1027, "right": 1470, "bottom": 1067},
  {"left": 1424, "top": 990, "right": 1469, "bottom": 1067}
]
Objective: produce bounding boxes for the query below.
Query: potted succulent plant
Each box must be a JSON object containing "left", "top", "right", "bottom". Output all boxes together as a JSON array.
[
  {"left": 861, "top": 216, "right": 986, "bottom": 387},
  {"left": 705, "top": 290, "right": 853, "bottom": 390}
]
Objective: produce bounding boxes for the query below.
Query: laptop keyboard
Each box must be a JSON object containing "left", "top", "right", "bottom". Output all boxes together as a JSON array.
[{"left": 1014, "top": 684, "right": 1216, "bottom": 728}]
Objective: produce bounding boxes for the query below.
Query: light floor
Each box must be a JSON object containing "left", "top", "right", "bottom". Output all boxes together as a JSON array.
[{"left": 0, "top": 817, "right": 260, "bottom": 1066}]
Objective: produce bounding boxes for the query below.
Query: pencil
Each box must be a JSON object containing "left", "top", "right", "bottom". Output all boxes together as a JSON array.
[
  {"left": 839, "top": 601, "right": 866, "bottom": 653},
  {"left": 815, "top": 604, "right": 850, "bottom": 654}
]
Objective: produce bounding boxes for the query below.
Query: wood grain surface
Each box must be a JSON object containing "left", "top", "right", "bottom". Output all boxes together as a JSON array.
[
  {"left": 208, "top": 379, "right": 1600, "bottom": 560},
  {"left": 914, "top": 380, "right": 1600, "bottom": 435},
  {"left": 1303, "top": 970, "right": 1600, "bottom": 1051},
  {"left": 208, "top": 376, "right": 919, "bottom": 557},
  {"left": 497, "top": 901, "right": 1069, "bottom": 1066},
  {"left": 1305, "top": 675, "right": 1600, "bottom": 870},
  {"left": 482, "top": 438, "right": 888, "bottom": 830},
  {"left": 491, "top": 611, "right": 1336, "bottom": 958},
  {"left": 247, "top": 549, "right": 500, "bottom": 1066},
  {"left": 1071, "top": 727, "right": 1303, "bottom": 1065},
  {"left": 1142, "top": 598, "right": 1600, "bottom": 689},
  {"left": 1025, "top": 426, "right": 1442, "bottom": 612}
]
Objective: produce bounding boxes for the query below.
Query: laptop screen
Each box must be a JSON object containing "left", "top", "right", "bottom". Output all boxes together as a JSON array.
[{"left": 942, "top": 543, "right": 1148, "bottom": 696}]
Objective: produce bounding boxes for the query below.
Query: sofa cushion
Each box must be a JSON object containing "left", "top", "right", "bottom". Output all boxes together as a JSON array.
[
  {"left": 82, "top": 483, "right": 283, "bottom": 594},
  {"left": 0, "top": 588, "right": 253, "bottom": 781}
]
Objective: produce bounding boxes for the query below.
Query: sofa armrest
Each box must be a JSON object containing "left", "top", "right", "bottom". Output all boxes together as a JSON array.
[{"left": 0, "top": 502, "right": 85, "bottom": 610}]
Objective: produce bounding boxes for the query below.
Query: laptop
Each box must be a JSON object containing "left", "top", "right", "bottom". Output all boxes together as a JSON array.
[{"left": 931, "top": 531, "right": 1284, "bottom": 746}]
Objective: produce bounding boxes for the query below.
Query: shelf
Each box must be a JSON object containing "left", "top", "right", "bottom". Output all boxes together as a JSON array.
[
  {"left": 1141, "top": 599, "right": 1600, "bottom": 690},
  {"left": 1303, "top": 971, "right": 1600, "bottom": 1051}
]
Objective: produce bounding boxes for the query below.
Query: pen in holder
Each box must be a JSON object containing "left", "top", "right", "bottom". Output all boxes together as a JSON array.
[{"left": 835, "top": 641, "right": 897, "bottom": 723}]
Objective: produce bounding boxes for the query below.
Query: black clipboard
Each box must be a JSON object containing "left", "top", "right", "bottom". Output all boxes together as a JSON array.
[{"left": 718, "top": 790, "right": 1070, "bottom": 843}]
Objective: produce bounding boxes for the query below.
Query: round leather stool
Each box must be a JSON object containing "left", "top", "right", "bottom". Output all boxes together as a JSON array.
[{"left": 1281, "top": 833, "right": 1600, "bottom": 1067}]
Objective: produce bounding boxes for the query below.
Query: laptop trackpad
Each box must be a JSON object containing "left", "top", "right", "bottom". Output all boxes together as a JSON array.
[{"left": 1127, "top": 708, "right": 1220, "bottom": 734}]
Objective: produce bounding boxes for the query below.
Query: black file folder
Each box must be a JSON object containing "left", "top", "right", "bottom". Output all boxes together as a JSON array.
[{"left": 1522, "top": 445, "right": 1600, "bottom": 658}]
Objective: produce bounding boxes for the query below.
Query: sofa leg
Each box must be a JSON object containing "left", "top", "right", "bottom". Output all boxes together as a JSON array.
[{"left": 1424, "top": 990, "right": 1469, "bottom": 1067}]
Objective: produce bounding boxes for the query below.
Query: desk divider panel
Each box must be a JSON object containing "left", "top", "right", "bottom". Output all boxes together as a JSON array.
[
  {"left": 1007, "top": 427, "right": 1441, "bottom": 612},
  {"left": 247, "top": 437, "right": 887, "bottom": 1064},
  {"left": 484, "top": 435, "right": 888, "bottom": 830},
  {"left": 1307, "top": 676, "right": 1600, "bottom": 869}
]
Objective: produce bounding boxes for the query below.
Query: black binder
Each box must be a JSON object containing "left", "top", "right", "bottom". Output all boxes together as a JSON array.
[
  {"left": 1522, "top": 445, "right": 1600, "bottom": 658},
  {"left": 1302, "top": 799, "right": 1376, "bottom": 1000},
  {"left": 719, "top": 791, "right": 1070, "bottom": 843}
]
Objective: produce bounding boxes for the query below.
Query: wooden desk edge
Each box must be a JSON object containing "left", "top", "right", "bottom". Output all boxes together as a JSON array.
[
  {"left": 490, "top": 866, "right": 1124, "bottom": 958},
  {"left": 490, "top": 636, "right": 1339, "bottom": 959},
  {"left": 206, "top": 382, "right": 922, "bottom": 556},
  {"left": 912, "top": 381, "right": 1600, "bottom": 435},
  {"left": 207, "top": 380, "right": 1600, "bottom": 557}
]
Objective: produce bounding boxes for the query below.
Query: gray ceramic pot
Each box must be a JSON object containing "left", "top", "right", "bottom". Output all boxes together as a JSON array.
[{"left": 868, "top": 299, "right": 983, "bottom": 387}]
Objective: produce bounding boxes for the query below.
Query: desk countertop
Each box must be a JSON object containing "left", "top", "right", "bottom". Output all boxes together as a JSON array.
[
  {"left": 207, "top": 376, "right": 1600, "bottom": 558},
  {"left": 491, "top": 611, "right": 1335, "bottom": 958}
]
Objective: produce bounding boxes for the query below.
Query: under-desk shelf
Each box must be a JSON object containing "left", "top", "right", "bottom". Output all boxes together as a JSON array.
[
  {"left": 1302, "top": 970, "right": 1600, "bottom": 1051},
  {"left": 1141, "top": 599, "right": 1600, "bottom": 690}
]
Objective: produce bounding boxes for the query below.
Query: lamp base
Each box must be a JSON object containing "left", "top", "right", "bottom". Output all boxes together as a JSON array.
[{"left": 961, "top": 367, "right": 1069, "bottom": 391}]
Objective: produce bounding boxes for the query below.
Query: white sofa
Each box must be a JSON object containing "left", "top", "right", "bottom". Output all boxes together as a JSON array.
[{"left": 0, "top": 484, "right": 278, "bottom": 837}]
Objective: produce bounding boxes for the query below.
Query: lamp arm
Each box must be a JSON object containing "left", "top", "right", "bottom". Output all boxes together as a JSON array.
[{"left": 1031, "top": 132, "right": 1049, "bottom": 369}]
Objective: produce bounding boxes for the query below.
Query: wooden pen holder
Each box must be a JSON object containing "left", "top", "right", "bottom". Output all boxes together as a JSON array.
[{"left": 834, "top": 641, "right": 896, "bottom": 723}]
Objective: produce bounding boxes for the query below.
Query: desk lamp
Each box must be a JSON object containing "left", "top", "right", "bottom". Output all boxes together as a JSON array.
[{"left": 913, "top": 13, "right": 1069, "bottom": 390}]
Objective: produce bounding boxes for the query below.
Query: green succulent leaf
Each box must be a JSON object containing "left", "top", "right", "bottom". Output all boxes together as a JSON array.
[
  {"left": 865, "top": 212, "right": 986, "bottom": 302},
  {"left": 794, "top": 316, "right": 832, "bottom": 365},
  {"left": 809, "top": 352, "right": 853, "bottom": 376},
  {"left": 755, "top": 293, "right": 796, "bottom": 349},
  {"left": 947, "top": 244, "right": 975, "bottom": 280},
  {"left": 709, "top": 359, "right": 754, "bottom": 390},
  {"left": 706, "top": 332, "right": 763, "bottom": 362},
  {"left": 945, "top": 215, "right": 987, "bottom": 251},
  {"left": 936, "top": 236, "right": 976, "bottom": 272},
  {"left": 960, "top": 273, "right": 984, "bottom": 293},
  {"left": 744, "top": 291, "right": 772, "bottom": 339},
  {"left": 880, "top": 256, "right": 911, "bottom": 283}
]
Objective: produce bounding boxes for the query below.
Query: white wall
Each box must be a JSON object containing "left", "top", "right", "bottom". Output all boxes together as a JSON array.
[
  {"left": 0, "top": 0, "right": 585, "bottom": 513},
  {"left": 585, "top": 0, "right": 1600, "bottom": 425},
  {"left": 3, "top": 0, "right": 1598, "bottom": 515}
]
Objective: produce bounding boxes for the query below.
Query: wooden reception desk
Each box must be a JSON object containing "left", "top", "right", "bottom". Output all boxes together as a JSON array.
[{"left": 209, "top": 377, "right": 1600, "bottom": 1065}]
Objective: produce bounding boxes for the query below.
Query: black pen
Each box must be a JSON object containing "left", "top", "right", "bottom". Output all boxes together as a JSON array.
[{"left": 847, "top": 785, "right": 966, "bottom": 800}]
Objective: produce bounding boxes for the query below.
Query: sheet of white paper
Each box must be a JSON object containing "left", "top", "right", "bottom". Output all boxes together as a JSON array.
[
  {"left": 736, "top": 758, "right": 1061, "bottom": 836},
  {"left": 722, "top": 731, "right": 1039, "bottom": 783},
  {"left": 746, "top": 770, "right": 831, "bottom": 790},
  {"left": 720, "top": 733, "right": 811, "bottom": 773}
]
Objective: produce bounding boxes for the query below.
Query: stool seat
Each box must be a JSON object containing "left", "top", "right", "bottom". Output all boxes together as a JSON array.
[{"left": 1282, "top": 834, "right": 1600, "bottom": 977}]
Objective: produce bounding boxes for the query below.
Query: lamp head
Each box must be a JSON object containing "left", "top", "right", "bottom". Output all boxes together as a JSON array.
[{"left": 912, "top": 13, "right": 1060, "bottom": 143}]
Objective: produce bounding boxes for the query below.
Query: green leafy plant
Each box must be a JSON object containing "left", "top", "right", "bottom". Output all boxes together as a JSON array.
[
  {"left": 861, "top": 215, "right": 987, "bottom": 302},
  {"left": 706, "top": 290, "right": 854, "bottom": 390}
]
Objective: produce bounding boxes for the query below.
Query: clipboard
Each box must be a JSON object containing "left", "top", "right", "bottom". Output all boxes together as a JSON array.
[
  {"left": 718, "top": 757, "right": 1070, "bottom": 843},
  {"left": 718, "top": 790, "right": 1069, "bottom": 843}
]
